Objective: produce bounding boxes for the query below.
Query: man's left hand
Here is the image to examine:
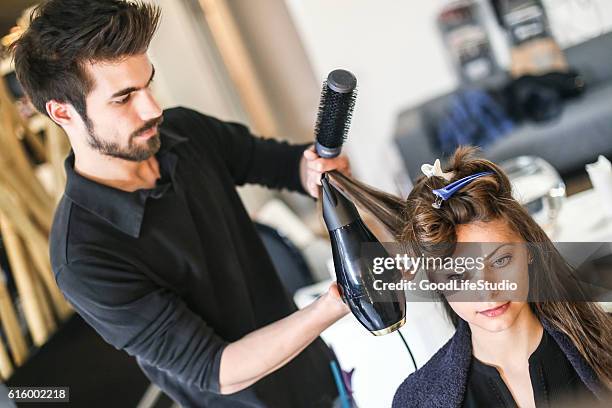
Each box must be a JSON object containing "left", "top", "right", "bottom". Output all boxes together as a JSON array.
[{"left": 300, "top": 145, "right": 351, "bottom": 198}]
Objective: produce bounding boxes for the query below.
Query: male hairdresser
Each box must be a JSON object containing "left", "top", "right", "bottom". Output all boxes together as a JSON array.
[{"left": 11, "top": 1, "right": 350, "bottom": 407}]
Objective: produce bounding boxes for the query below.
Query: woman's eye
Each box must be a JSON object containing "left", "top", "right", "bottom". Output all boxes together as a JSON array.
[
  {"left": 447, "top": 273, "right": 463, "bottom": 282},
  {"left": 492, "top": 255, "right": 512, "bottom": 268}
]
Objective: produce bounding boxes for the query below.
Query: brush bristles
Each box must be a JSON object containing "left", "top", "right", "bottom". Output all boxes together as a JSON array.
[{"left": 315, "top": 80, "right": 357, "bottom": 149}]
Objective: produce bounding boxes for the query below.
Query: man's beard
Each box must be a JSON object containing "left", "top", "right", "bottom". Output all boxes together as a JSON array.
[{"left": 85, "top": 116, "right": 163, "bottom": 162}]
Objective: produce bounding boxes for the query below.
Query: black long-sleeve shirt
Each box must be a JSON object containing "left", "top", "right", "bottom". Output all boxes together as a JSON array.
[{"left": 50, "top": 107, "right": 337, "bottom": 407}]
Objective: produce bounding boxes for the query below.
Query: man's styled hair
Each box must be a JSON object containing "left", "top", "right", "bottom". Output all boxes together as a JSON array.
[{"left": 10, "top": 0, "right": 161, "bottom": 120}]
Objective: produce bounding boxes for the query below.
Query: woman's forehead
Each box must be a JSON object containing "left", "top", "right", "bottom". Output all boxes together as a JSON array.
[{"left": 455, "top": 219, "right": 522, "bottom": 243}]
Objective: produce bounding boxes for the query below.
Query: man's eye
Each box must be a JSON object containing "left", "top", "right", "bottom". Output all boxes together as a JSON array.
[
  {"left": 492, "top": 255, "right": 512, "bottom": 268},
  {"left": 447, "top": 274, "right": 463, "bottom": 282},
  {"left": 113, "top": 95, "right": 131, "bottom": 105}
]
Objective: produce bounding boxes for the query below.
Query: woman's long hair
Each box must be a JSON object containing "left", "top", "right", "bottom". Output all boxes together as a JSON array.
[{"left": 327, "top": 146, "right": 612, "bottom": 388}]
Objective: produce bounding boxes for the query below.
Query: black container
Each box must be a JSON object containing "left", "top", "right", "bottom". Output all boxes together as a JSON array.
[{"left": 321, "top": 176, "right": 406, "bottom": 335}]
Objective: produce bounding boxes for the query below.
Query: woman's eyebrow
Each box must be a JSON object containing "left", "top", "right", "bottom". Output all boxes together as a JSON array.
[{"left": 483, "top": 243, "right": 513, "bottom": 260}]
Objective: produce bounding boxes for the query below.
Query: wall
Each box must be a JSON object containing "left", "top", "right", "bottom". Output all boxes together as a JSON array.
[
  {"left": 147, "top": 0, "right": 277, "bottom": 213},
  {"left": 285, "top": 0, "right": 455, "bottom": 192},
  {"left": 147, "top": 0, "right": 247, "bottom": 123},
  {"left": 284, "top": 0, "right": 612, "bottom": 190},
  {"left": 224, "top": 0, "right": 321, "bottom": 143}
]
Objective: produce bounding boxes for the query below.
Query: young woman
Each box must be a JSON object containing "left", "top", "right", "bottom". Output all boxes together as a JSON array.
[{"left": 327, "top": 147, "right": 611, "bottom": 407}]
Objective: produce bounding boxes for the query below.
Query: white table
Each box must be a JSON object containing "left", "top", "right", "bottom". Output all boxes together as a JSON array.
[
  {"left": 552, "top": 189, "right": 612, "bottom": 241},
  {"left": 294, "top": 189, "right": 612, "bottom": 408}
]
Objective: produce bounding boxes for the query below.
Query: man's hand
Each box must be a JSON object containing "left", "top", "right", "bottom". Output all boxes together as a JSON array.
[
  {"left": 218, "top": 281, "right": 349, "bottom": 394},
  {"left": 300, "top": 145, "right": 351, "bottom": 198},
  {"left": 317, "top": 281, "right": 350, "bottom": 319}
]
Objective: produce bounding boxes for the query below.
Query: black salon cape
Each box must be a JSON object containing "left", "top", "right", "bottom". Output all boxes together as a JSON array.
[
  {"left": 50, "top": 107, "right": 337, "bottom": 407},
  {"left": 392, "top": 318, "right": 609, "bottom": 408},
  {"left": 463, "top": 329, "right": 596, "bottom": 407}
]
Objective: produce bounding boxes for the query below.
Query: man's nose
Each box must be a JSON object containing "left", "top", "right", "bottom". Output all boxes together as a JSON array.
[{"left": 138, "top": 88, "right": 162, "bottom": 121}]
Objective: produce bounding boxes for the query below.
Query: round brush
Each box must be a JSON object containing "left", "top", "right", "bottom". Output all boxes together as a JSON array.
[{"left": 314, "top": 69, "right": 357, "bottom": 158}]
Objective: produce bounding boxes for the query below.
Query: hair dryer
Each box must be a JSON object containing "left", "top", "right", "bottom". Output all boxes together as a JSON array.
[
  {"left": 321, "top": 175, "right": 406, "bottom": 335},
  {"left": 315, "top": 69, "right": 406, "bottom": 335}
]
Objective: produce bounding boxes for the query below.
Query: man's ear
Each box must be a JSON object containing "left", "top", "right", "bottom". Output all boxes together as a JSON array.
[{"left": 46, "top": 100, "right": 74, "bottom": 127}]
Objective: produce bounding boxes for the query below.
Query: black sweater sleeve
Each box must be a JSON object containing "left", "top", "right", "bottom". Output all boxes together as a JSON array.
[
  {"left": 56, "top": 259, "right": 228, "bottom": 394},
  {"left": 165, "top": 107, "right": 310, "bottom": 193}
]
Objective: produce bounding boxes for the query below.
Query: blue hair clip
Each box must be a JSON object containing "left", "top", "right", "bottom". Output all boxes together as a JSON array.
[{"left": 432, "top": 172, "right": 494, "bottom": 209}]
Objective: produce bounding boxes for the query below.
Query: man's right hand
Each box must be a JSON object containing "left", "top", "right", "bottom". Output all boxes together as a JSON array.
[{"left": 317, "top": 282, "right": 350, "bottom": 320}]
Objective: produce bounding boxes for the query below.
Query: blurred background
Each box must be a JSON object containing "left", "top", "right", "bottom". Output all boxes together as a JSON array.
[{"left": 0, "top": 0, "right": 611, "bottom": 407}]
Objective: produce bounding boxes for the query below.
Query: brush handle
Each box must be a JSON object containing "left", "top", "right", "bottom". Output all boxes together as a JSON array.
[{"left": 314, "top": 142, "right": 343, "bottom": 159}]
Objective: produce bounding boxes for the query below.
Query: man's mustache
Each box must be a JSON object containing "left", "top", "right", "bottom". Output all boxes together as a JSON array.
[{"left": 131, "top": 116, "right": 164, "bottom": 139}]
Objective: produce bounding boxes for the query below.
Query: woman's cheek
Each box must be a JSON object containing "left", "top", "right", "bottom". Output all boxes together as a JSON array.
[
  {"left": 504, "top": 261, "right": 530, "bottom": 301},
  {"left": 448, "top": 301, "right": 479, "bottom": 323}
]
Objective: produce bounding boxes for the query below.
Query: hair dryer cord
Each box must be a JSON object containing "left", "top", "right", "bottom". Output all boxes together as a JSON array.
[{"left": 397, "top": 331, "right": 418, "bottom": 372}]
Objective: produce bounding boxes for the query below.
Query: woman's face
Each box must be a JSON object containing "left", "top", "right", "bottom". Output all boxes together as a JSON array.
[{"left": 446, "top": 218, "right": 532, "bottom": 333}]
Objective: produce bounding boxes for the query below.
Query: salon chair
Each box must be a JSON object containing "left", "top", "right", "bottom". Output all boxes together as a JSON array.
[
  {"left": 5, "top": 314, "right": 157, "bottom": 407},
  {"left": 254, "top": 222, "right": 316, "bottom": 295}
]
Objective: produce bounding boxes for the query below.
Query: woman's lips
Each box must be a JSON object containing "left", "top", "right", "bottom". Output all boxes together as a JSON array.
[{"left": 478, "top": 302, "right": 510, "bottom": 317}]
